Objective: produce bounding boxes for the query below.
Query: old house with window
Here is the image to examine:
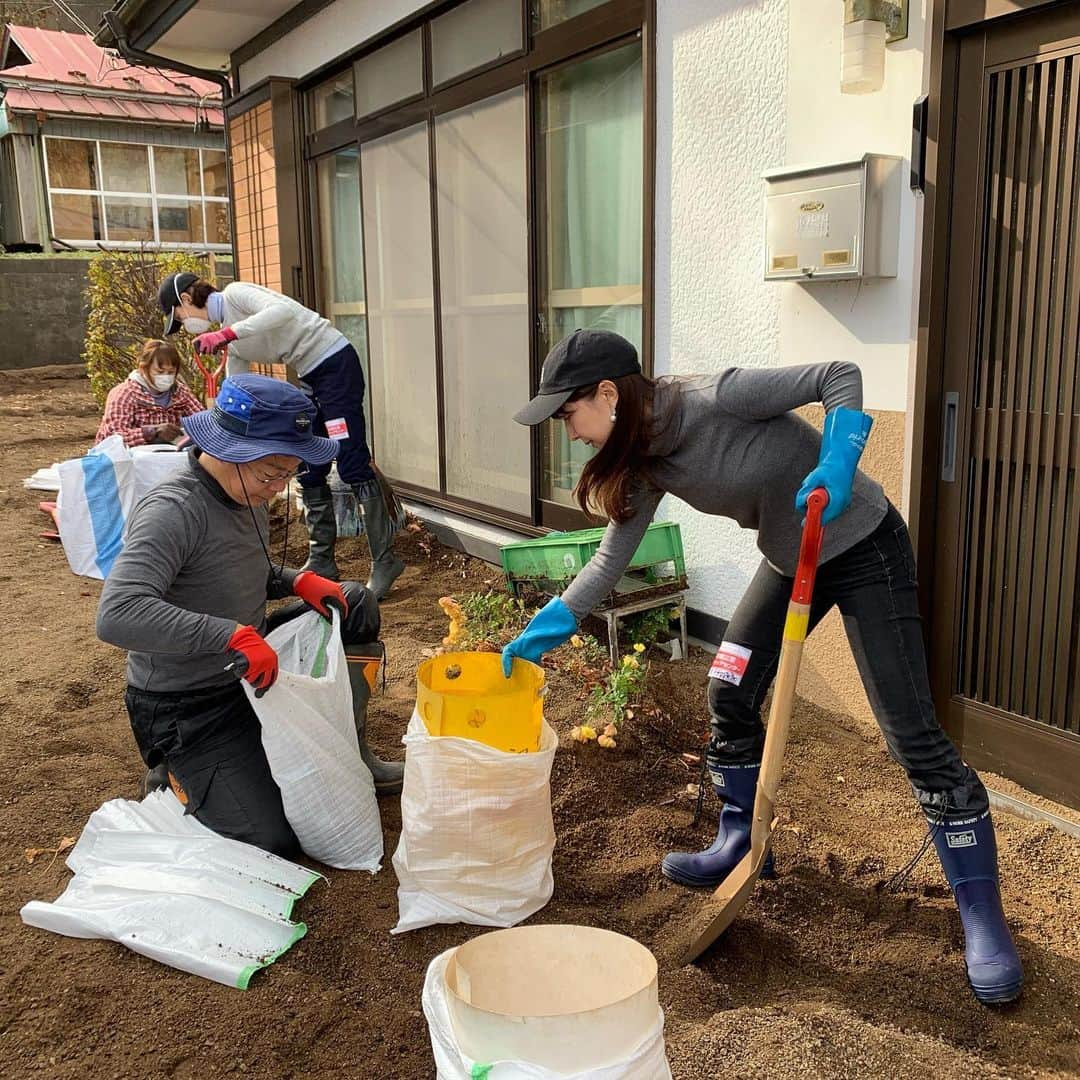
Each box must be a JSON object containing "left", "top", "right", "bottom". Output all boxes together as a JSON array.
[
  {"left": 96, "top": 0, "right": 1080, "bottom": 809},
  {"left": 0, "top": 24, "right": 228, "bottom": 254}
]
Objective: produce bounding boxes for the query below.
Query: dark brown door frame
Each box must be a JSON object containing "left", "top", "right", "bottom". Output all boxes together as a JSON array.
[{"left": 914, "top": 0, "right": 1080, "bottom": 807}]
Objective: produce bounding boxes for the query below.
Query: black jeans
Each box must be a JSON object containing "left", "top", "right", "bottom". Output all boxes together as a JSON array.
[
  {"left": 708, "top": 503, "right": 987, "bottom": 822},
  {"left": 125, "top": 581, "right": 380, "bottom": 855},
  {"left": 296, "top": 343, "right": 377, "bottom": 491}
]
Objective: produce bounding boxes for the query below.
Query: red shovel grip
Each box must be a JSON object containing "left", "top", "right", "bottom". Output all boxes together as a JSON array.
[
  {"left": 792, "top": 488, "right": 828, "bottom": 605},
  {"left": 191, "top": 344, "right": 228, "bottom": 404}
]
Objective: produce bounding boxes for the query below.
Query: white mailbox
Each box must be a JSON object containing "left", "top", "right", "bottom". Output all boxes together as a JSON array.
[{"left": 762, "top": 154, "right": 901, "bottom": 281}]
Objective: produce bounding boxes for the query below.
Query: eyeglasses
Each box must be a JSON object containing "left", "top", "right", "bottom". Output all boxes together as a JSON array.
[{"left": 247, "top": 462, "right": 309, "bottom": 485}]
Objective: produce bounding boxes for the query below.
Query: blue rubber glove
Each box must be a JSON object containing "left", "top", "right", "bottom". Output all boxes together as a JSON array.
[
  {"left": 502, "top": 596, "right": 578, "bottom": 677},
  {"left": 796, "top": 407, "right": 873, "bottom": 525}
]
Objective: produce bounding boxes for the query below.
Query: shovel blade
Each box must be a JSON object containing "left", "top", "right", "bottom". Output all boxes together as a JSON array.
[{"left": 678, "top": 819, "right": 778, "bottom": 965}]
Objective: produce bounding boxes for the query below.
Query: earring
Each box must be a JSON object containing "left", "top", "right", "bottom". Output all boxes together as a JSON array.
[{"left": 610, "top": 411, "right": 617, "bottom": 422}]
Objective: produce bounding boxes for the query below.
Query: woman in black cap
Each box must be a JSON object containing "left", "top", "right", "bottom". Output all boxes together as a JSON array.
[
  {"left": 501, "top": 328, "right": 1022, "bottom": 1005},
  {"left": 156, "top": 271, "right": 403, "bottom": 600},
  {"left": 97, "top": 373, "right": 403, "bottom": 856}
]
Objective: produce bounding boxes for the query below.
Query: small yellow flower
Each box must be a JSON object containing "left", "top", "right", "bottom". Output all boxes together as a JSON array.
[
  {"left": 633, "top": 643, "right": 645, "bottom": 653},
  {"left": 570, "top": 635, "right": 584, "bottom": 648},
  {"left": 622, "top": 656, "right": 640, "bottom": 669},
  {"left": 579, "top": 724, "right": 597, "bottom": 741},
  {"left": 597, "top": 734, "right": 617, "bottom": 749}
]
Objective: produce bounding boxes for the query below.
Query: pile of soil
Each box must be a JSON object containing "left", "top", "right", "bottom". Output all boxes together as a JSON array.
[{"left": 0, "top": 367, "right": 1078, "bottom": 1079}]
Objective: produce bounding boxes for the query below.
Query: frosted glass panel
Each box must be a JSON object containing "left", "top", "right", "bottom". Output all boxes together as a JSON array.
[
  {"left": 436, "top": 88, "right": 530, "bottom": 515},
  {"left": 361, "top": 123, "right": 439, "bottom": 490},
  {"left": 355, "top": 29, "right": 423, "bottom": 118},
  {"left": 431, "top": 0, "right": 522, "bottom": 86}
]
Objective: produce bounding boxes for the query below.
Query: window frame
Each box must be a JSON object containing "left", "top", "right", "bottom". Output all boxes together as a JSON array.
[
  {"left": 302, "top": 0, "right": 654, "bottom": 533},
  {"left": 42, "top": 135, "right": 232, "bottom": 250}
]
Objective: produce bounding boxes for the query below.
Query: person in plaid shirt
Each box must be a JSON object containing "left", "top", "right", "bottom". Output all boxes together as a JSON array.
[{"left": 95, "top": 339, "right": 204, "bottom": 447}]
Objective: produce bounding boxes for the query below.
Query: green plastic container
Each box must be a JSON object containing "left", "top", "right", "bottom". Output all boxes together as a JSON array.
[{"left": 501, "top": 521, "right": 685, "bottom": 589}]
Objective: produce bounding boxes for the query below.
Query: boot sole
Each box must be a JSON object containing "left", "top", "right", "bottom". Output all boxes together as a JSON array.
[
  {"left": 970, "top": 976, "right": 1023, "bottom": 1005},
  {"left": 660, "top": 857, "right": 776, "bottom": 889}
]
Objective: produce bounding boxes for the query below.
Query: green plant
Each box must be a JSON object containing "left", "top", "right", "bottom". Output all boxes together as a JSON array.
[
  {"left": 582, "top": 643, "right": 649, "bottom": 747},
  {"left": 448, "top": 590, "right": 530, "bottom": 650},
  {"left": 83, "top": 248, "right": 215, "bottom": 407},
  {"left": 621, "top": 606, "right": 680, "bottom": 650}
]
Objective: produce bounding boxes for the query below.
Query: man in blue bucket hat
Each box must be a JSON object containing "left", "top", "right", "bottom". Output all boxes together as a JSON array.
[{"left": 97, "top": 374, "right": 404, "bottom": 856}]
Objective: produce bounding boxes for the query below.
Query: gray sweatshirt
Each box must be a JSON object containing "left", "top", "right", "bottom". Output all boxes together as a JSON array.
[
  {"left": 96, "top": 451, "right": 296, "bottom": 692},
  {"left": 560, "top": 363, "right": 888, "bottom": 621},
  {"left": 215, "top": 282, "right": 347, "bottom": 379}
]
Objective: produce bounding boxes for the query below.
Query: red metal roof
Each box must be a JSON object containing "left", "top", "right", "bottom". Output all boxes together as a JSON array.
[{"left": 0, "top": 25, "right": 223, "bottom": 127}]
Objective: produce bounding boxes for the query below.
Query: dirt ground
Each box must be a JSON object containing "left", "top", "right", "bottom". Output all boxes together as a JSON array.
[{"left": 1, "top": 366, "right": 1079, "bottom": 1080}]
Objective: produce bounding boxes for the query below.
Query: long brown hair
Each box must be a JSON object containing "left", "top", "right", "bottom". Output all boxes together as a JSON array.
[{"left": 566, "top": 373, "right": 670, "bottom": 524}]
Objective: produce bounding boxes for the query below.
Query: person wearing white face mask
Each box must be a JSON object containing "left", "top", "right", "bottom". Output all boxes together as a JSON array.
[
  {"left": 95, "top": 339, "right": 203, "bottom": 447},
  {"left": 156, "top": 271, "right": 404, "bottom": 601}
]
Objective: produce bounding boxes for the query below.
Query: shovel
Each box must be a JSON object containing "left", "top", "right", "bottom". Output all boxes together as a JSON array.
[
  {"left": 679, "top": 487, "right": 828, "bottom": 965},
  {"left": 191, "top": 344, "right": 228, "bottom": 406}
]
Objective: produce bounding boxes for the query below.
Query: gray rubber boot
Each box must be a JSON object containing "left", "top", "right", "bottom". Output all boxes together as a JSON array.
[
  {"left": 357, "top": 484, "right": 404, "bottom": 601},
  {"left": 345, "top": 646, "right": 404, "bottom": 796},
  {"left": 300, "top": 484, "right": 340, "bottom": 580}
]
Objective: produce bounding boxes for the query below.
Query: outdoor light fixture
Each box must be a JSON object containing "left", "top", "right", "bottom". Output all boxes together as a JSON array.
[{"left": 841, "top": 0, "right": 908, "bottom": 95}]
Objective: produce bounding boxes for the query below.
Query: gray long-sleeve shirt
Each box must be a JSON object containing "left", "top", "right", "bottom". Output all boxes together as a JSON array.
[
  {"left": 97, "top": 451, "right": 295, "bottom": 692},
  {"left": 560, "top": 363, "right": 888, "bottom": 621}
]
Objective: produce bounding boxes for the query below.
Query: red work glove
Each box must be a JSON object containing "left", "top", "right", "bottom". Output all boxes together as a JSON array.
[
  {"left": 227, "top": 625, "right": 278, "bottom": 697},
  {"left": 293, "top": 571, "right": 349, "bottom": 619},
  {"left": 193, "top": 326, "right": 237, "bottom": 355}
]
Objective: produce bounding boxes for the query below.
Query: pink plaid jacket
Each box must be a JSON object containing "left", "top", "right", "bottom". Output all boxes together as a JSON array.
[{"left": 95, "top": 377, "right": 204, "bottom": 447}]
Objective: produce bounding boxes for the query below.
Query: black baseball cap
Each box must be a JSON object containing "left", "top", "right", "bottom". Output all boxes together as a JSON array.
[
  {"left": 513, "top": 329, "right": 641, "bottom": 425},
  {"left": 158, "top": 271, "right": 199, "bottom": 336}
]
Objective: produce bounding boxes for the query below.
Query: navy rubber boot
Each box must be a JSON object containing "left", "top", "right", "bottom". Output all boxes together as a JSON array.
[
  {"left": 932, "top": 812, "right": 1023, "bottom": 1004},
  {"left": 661, "top": 762, "right": 775, "bottom": 887}
]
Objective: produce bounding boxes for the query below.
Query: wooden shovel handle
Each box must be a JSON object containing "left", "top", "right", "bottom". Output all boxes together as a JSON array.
[{"left": 754, "top": 488, "right": 828, "bottom": 821}]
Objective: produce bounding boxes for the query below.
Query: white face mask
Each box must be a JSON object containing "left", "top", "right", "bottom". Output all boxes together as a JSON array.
[
  {"left": 152, "top": 372, "right": 176, "bottom": 392},
  {"left": 182, "top": 316, "right": 212, "bottom": 334}
]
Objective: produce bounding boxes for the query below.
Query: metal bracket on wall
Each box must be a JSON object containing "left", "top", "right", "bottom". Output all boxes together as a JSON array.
[{"left": 844, "top": 0, "right": 909, "bottom": 44}]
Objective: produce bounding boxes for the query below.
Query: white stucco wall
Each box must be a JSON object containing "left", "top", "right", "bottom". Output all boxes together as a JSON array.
[
  {"left": 654, "top": 0, "right": 790, "bottom": 618},
  {"left": 238, "top": 0, "right": 423, "bottom": 90},
  {"left": 654, "top": 0, "right": 926, "bottom": 621},
  {"left": 779, "top": 0, "right": 927, "bottom": 414}
]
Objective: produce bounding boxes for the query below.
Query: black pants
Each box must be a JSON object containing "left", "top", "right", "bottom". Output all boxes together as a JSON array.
[
  {"left": 296, "top": 343, "right": 377, "bottom": 492},
  {"left": 125, "top": 581, "right": 380, "bottom": 855},
  {"left": 708, "top": 503, "right": 987, "bottom": 822}
]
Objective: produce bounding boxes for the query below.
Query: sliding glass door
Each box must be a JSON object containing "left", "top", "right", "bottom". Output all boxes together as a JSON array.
[
  {"left": 307, "top": 1, "right": 649, "bottom": 530},
  {"left": 361, "top": 123, "right": 441, "bottom": 491},
  {"left": 435, "top": 88, "right": 531, "bottom": 515},
  {"left": 536, "top": 41, "right": 644, "bottom": 515}
]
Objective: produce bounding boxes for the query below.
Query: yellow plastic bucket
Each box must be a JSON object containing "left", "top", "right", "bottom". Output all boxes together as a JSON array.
[{"left": 416, "top": 651, "right": 544, "bottom": 753}]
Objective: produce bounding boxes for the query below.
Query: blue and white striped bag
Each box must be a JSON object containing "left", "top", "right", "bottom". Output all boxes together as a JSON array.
[
  {"left": 56, "top": 437, "right": 189, "bottom": 579},
  {"left": 56, "top": 435, "right": 136, "bottom": 580}
]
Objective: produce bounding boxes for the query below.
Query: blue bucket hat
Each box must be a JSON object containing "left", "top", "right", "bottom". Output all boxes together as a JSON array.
[{"left": 181, "top": 374, "right": 337, "bottom": 465}]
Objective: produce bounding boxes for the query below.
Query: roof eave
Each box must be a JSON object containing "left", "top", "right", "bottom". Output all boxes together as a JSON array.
[{"left": 95, "top": 0, "right": 200, "bottom": 52}]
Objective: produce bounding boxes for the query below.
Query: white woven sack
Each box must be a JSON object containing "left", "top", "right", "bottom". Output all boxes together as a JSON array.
[
  {"left": 392, "top": 710, "right": 557, "bottom": 933},
  {"left": 422, "top": 949, "right": 673, "bottom": 1079},
  {"left": 244, "top": 609, "right": 383, "bottom": 871}
]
